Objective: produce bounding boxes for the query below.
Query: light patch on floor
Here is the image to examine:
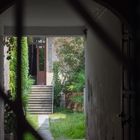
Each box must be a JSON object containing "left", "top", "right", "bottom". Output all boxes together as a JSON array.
[
  {"left": 38, "top": 115, "right": 54, "bottom": 140},
  {"left": 38, "top": 115, "right": 49, "bottom": 127}
]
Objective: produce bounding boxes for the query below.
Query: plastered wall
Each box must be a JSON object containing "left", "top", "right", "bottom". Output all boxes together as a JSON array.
[
  {"left": 0, "top": 34, "right": 4, "bottom": 140},
  {"left": 0, "top": 25, "right": 9, "bottom": 140},
  {"left": 85, "top": 8, "right": 122, "bottom": 140}
]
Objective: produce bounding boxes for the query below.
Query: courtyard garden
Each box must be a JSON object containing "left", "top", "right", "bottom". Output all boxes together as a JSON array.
[
  {"left": 23, "top": 108, "right": 86, "bottom": 140},
  {"left": 4, "top": 36, "right": 86, "bottom": 140},
  {"left": 50, "top": 37, "right": 86, "bottom": 139}
]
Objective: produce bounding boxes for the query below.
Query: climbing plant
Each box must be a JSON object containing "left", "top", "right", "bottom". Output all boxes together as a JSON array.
[
  {"left": 6, "top": 37, "right": 34, "bottom": 110},
  {"left": 4, "top": 37, "right": 34, "bottom": 135}
]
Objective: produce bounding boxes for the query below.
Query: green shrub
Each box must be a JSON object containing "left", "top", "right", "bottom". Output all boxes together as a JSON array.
[
  {"left": 5, "top": 37, "right": 34, "bottom": 134},
  {"left": 54, "top": 37, "right": 85, "bottom": 93},
  {"left": 70, "top": 95, "right": 84, "bottom": 105},
  {"left": 67, "top": 69, "right": 85, "bottom": 92},
  {"left": 53, "top": 62, "right": 62, "bottom": 107},
  {"left": 7, "top": 37, "right": 34, "bottom": 110}
]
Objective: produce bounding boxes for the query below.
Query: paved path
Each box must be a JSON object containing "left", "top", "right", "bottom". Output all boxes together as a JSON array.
[{"left": 38, "top": 115, "right": 54, "bottom": 140}]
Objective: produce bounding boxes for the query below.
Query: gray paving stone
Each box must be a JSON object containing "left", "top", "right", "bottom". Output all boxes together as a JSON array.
[{"left": 38, "top": 115, "right": 54, "bottom": 140}]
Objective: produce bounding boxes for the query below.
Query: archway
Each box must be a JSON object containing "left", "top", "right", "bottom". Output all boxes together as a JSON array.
[{"left": 0, "top": 0, "right": 135, "bottom": 140}]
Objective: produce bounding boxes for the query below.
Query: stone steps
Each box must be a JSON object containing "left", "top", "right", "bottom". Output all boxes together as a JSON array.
[
  {"left": 27, "top": 85, "right": 53, "bottom": 114},
  {"left": 28, "top": 104, "right": 52, "bottom": 107}
]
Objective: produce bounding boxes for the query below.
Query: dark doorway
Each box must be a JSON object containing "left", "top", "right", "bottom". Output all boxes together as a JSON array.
[
  {"left": 36, "top": 44, "right": 46, "bottom": 85},
  {"left": 29, "top": 44, "right": 37, "bottom": 84},
  {"left": 29, "top": 37, "right": 46, "bottom": 85}
]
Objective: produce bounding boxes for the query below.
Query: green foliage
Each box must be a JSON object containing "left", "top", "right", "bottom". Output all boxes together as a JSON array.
[
  {"left": 53, "top": 107, "right": 73, "bottom": 113},
  {"left": 54, "top": 37, "right": 85, "bottom": 93},
  {"left": 5, "top": 37, "right": 34, "bottom": 134},
  {"left": 7, "top": 37, "right": 34, "bottom": 110},
  {"left": 21, "top": 37, "right": 34, "bottom": 109},
  {"left": 67, "top": 69, "right": 85, "bottom": 92},
  {"left": 49, "top": 111, "right": 85, "bottom": 139},
  {"left": 7, "top": 37, "right": 17, "bottom": 96},
  {"left": 70, "top": 95, "right": 84, "bottom": 105},
  {"left": 26, "top": 114, "right": 38, "bottom": 129},
  {"left": 23, "top": 114, "right": 38, "bottom": 140},
  {"left": 53, "top": 62, "right": 62, "bottom": 107}
]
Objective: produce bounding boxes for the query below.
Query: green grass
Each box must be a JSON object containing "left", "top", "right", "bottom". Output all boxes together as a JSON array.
[
  {"left": 23, "top": 114, "right": 38, "bottom": 140},
  {"left": 49, "top": 111, "right": 85, "bottom": 139},
  {"left": 26, "top": 114, "right": 38, "bottom": 129},
  {"left": 23, "top": 133, "right": 37, "bottom": 140}
]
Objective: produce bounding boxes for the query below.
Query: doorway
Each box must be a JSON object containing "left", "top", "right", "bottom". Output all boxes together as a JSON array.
[{"left": 29, "top": 36, "right": 46, "bottom": 85}]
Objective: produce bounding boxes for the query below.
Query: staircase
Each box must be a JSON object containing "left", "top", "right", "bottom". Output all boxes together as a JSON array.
[{"left": 27, "top": 85, "right": 53, "bottom": 114}]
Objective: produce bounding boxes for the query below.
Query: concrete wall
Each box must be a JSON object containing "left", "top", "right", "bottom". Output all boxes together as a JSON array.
[
  {"left": 86, "top": 8, "right": 122, "bottom": 140},
  {"left": 0, "top": 23, "right": 9, "bottom": 140},
  {"left": 4, "top": 43, "right": 9, "bottom": 91},
  {"left": 0, "top": 25, "right": 4, "bottom": 140},
  {"left": 46, "top": 37, "right": 53, "bottom": 85},
  {"left": 0, "top": 0, "right": 104, "bottom": 34}
]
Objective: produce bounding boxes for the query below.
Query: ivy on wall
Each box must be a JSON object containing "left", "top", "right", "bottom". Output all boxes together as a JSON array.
[
  {"left": 4, "top": 37, "right": 34, "bottom": 134},
  {"left": 6, "top": 37, "right": 34, "bottom": 110}
]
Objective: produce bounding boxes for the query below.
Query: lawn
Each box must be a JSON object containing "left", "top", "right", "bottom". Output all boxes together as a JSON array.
[
  {"left": 49, "top": 110, "right": 86, "bottom": 139},
  {"left": 23, "top": 114, "right": 38, "bottom": 140},
  {"left": 26, "top": 114, "right": 38, "bottom": 129}
]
